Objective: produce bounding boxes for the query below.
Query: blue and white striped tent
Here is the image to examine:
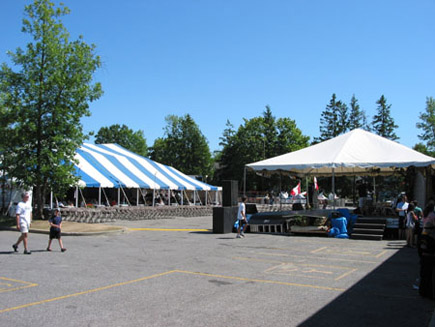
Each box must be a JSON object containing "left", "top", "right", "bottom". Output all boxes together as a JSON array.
[{"left": 73, "top": 143, "right": 218, "bottom": 191}]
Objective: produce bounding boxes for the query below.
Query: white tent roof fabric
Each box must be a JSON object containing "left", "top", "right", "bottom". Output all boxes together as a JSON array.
[
  {"left": 74, "top": 143, "right": 217, "bottom": 191},
  {"left": 247, "top": 129, "right": 435, "bottom": 176}
]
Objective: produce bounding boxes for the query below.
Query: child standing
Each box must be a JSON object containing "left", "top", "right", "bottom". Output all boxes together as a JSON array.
[{"left": 47, "top": 208, "right": 66, "bottom": 252}]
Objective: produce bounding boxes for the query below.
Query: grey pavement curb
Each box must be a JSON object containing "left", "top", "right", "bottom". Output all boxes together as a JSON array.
[{"left": 0, "top": 226, "right": 127, "bottom": 236}]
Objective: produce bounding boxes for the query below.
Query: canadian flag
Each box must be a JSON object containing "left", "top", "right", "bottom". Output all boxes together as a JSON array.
[
  {"left": 290, "top": 182, "right": 301, "bottom": 196},
  {"left": 314, "top": 177, "right": 319, "bottom": 191}
]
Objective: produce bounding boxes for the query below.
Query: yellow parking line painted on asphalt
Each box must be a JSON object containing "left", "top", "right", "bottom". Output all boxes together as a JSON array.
[
  {"left": 233, "top": 257, "right": 357, "bottom": 281},
  {"left": 129, "top": 228, "right": 211, "bottom": 232},
  {"left": 334, "top": 268, "right": 358, "bottom": 281},
  {"left": 0, "top": 271, "right": 176, "bottom": 314},
  {"left": 0, "top": 268, "right": 344, "bottom": 314},
  {"left": 375, "top": 250, "right": 388, "bottom": 258},
  {"left": 255, "top": 253, "right": 378, "bottom": 264},
  {"left": 0, "top": 277, "right": 38, "bottom": 294},
  {"left": 311, "top": 246, "right": 328, "bottom": 254},
  {"left": 174, "top": 270, "right": 345, "bottom": 292}
]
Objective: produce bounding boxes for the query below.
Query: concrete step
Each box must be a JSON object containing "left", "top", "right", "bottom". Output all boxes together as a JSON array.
[
  {"left": 351, "top": 233, "right": 383, "bottom": 241},
  {"left": 354, "top": 223, "right": 385, "bottom": 229},
  {"left": 352, "top": 228, "right": 384, "bottom": 235},
  {"left": 357, "top": 218, "right": 387, "bottom": 224}
]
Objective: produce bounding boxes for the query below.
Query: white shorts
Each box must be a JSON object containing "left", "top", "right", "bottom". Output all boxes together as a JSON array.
[{"left": 20, "top": 221, "right": 30, "bottom": 233}]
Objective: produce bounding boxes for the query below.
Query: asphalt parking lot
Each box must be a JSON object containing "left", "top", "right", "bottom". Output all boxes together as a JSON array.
[{"left": 1, "top": 216, "right": 434, "bottom": 327}]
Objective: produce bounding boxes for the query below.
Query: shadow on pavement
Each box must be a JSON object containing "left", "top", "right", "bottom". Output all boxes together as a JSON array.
[{"left": 299, "top": 243, "right": 434, "bottom": 327}]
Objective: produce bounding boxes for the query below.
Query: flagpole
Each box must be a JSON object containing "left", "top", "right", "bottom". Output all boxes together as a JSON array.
[{"left": 305, "top": 176, "right": 309, "bottom": 210}]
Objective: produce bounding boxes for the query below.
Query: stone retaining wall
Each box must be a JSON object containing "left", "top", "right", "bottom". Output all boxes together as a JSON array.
[{"left": 60, "top": 206, "right": 213, "bottom": 223}]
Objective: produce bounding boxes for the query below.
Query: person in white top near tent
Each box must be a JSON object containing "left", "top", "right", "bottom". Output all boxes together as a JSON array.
[{"left": 236, "top": 196, "right": 248, "bottom": 238}]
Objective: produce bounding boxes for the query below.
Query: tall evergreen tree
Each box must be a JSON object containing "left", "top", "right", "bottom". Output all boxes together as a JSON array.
[
  {"left": 348, "top": 94, "right": 369, "bottom": 131},
  {"left": 262, "top": 105, "right": 278, "bottom": 159},
  {"left": 315, "top": 94, "right": 349, "bottom": 143},
  {"left": 372, "top": 95, "right": 398, "bottom": 140},
  {"left": 336, "top": 101, "right": 349, "bottom": 135},
  {"left": 416, "top": 97, "right": 435, "bottom": 155}
]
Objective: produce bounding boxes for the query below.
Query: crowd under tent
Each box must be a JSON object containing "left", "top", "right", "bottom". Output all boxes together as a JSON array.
[
  {"left": 246, "top": 128, "right": 435, "bottom": 207},
  {"left": 68, "top": 143, "right": 220, "bottom": 207}
]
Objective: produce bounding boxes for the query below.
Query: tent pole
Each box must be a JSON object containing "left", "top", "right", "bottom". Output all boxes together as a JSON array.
[
  {"left": 75, "top": 186, "right": 79, "bottom": 207},
  {"left": 139, "top": 188, "right": 147, "bottom": 205},
  {"left": 353, "top": 176, "right": 356, "bottom": 206},
  {"left": 120, "top": 186, "right": 131, "bottom": 206},
  {"left": 98, "top": 187, "right": 101, "bottom": 206},
  {"left": 79, "top": 188, "right": 87, "bottom": 207},
  {"left": 243, "top": 166, "right": 247, "bottom": 196},
  {"left": 50, "top": 191, "right": 53, "bottom": 209},
  {"left": 206, "top": 191, "right": 208, "bottom": 206},
  {"left": 102, "top": 188, "right": 110, "bottom": 206},
  {"left": 168, "top": 189, "right": 171, "bottom": 206},
  {"left": 118, "top": 188, "right": 120, "bottom": 206},
  {"left": 152, "top": 189, "right": 155, "bottom": 207},
  {"left": 181, "top": 190, "right": 184, "bottom": 205},
  {"left": 373, "top": 176, "right": 376, "bottom": 204},
  {"left": 332, "top": 168, "right": 336, "bottom": 209},
  {"left": 194, "top": 190, "right": 196, "bottom": 205}
]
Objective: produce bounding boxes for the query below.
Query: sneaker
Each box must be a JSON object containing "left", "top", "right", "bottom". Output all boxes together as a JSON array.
[
  {"left": 240, "top": 231, "right": 245, "bottom": 237},
  {"left": 23, "top": 250, "right": 31, "bottom": 255},
  {"left": 12, "top": 244, "right": 18, "bottom": 252},
  {"left": 61, "top": 248, "right": 67, "bottom": 252},
  {"left": 46, "top": 248, "right": 52, "bottom": 252},
  {"left": 236, "top": 234, "right": 242, "bottom": 238}
]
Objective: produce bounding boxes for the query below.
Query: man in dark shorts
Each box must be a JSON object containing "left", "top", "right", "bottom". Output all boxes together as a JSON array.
[
  {"left": 396, "top": 194, "right": 408, "bottom": 239},
  {"left": 47, "top": 208, "right": 66, "bottom": 252}
]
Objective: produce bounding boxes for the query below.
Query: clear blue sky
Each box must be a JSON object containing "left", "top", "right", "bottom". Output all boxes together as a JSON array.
[{"left": 1, "top": 0, "right": 434, "bottom": 152}]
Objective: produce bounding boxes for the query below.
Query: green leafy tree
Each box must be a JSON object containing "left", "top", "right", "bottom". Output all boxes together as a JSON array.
[
  {"left": 0, "top": 94, "right": 20, "bottom": 212},
  {"left": 315, "top": 94, "right": 349, "bottom": 143},
  {"left": 95, "top": 124, "right": 148, "bottom": 157},
  {"left": 372, "top": 95, "right": 398, "bottom": 140},
  {"left": 416, "top": 97, "right": 435, "bottom": 155},
  {"left": 215, "top": 107, "right": 309, "bottom": 189},
  {"left": 0, "top": 0, "right": 102, "bottom": 217},
  {"left": 149, "top": 114, "right": 212, "bottom": 178},
  {"left": 413, "top": 143, "right": 431, "bottom": 156},
  {"left": 348, "top": 94, "right": 369, "bottom": 131}
]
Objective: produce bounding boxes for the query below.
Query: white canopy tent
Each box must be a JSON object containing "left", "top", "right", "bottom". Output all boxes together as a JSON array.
[{"left": 246, "top": 129, "right": 435, "bottom": 206}]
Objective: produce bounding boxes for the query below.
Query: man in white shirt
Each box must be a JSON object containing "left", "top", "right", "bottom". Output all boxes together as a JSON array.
[
  {"left": 12, "top": 192, "right": 33, "bottom": 254},
  {"left": 237, "top": 196, "right": 248, "bottom": 238},
  {"left": 396, "top": 194, "right": 409, "bottom": 240}
]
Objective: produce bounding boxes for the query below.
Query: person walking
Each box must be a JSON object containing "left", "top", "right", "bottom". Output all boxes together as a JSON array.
[
  {"left": 413, "top": 200, "right": 423, "bottom": 246},
  {"left": 12, "top": 192, "right": 33, "bottom": 254},
  {"left": 236, "top": 196, "right": 248, "bottom": 238},
  {"left": 47, "top": 208, "right": 66, "bottom": 252},
  {"left": 405, "top": 203, "right": 417, "bottom": 247}
]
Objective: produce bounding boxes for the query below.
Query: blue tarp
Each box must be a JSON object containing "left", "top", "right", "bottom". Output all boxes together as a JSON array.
[{"left": 328, "top": 217, "right": 349, "bottom": 239}]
